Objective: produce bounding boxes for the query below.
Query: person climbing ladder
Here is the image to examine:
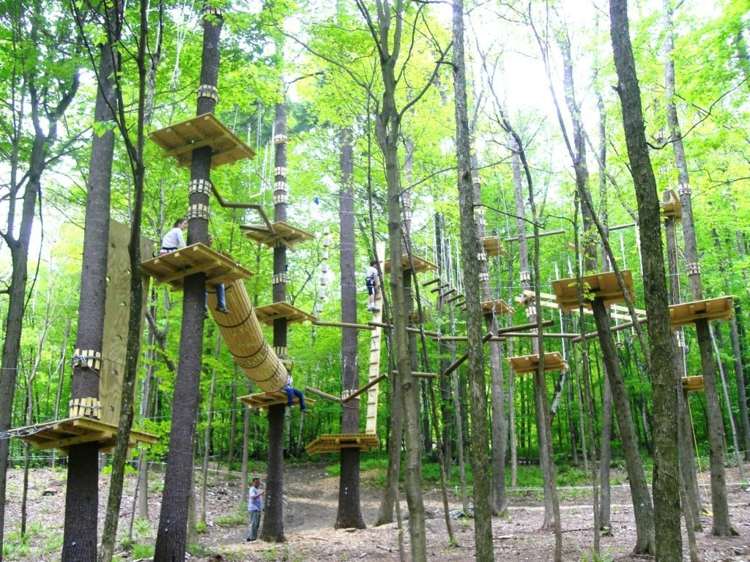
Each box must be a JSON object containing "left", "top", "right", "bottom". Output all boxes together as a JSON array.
[
  {"left": 283, "top": 375, "right": 307, "bottom": 412},
  {"left": 365, "top": 259, "right": 380, "bottom": 312}
]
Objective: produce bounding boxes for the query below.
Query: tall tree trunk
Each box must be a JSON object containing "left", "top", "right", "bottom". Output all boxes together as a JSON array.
[
  {"left": 335, "top": 127, "right": 365, "bottom": 529},
  {"left": 239, "top": 383, "right": 251, "bottom": 511},
  {"left": 662, "top": 0, "right": 734, "bottom": 537},
  {"left": 730, "top": 310, "right": 750, "bottom": 459},
  {"left": 154, "top": 6, "right": 223, "bottom": 558},
  {"left": 261, "top": 98, "right": 290, "bottom": 543},
  {"left": 452, "top": 2, "right": 494, "bottom": 558},
  {"left": 609, "top": 0, "right": 683, "bottom": 557},
  {"left": 598, "top": 375, "right": 613, "bottom": 533},
  {"left": 63, "top": 5, "right": 119, "bottom": 560}
]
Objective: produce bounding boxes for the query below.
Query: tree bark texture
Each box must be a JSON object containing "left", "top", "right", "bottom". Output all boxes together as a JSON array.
[
  {"left": 452, "top": 2, "right": 494, "bottom": 559},
  {"left": 592, "top": 299, "right": 655, "bottom": 554},
  {"left": 336, "top": 127, "right": 365, "bottom": 529},
  {"left": 261, "top": 99, "right": 290, "bottom": 543},
  {"left": 662, "top": 0, "right": 733, "bottom": 538},
  {"left": 154, "top": 8, "right": 222, "bottom": 560},
  {"left": 609, "top": 1, "right": 682, "bottom": 556},
  {"left": 62, "top": 7, "right": 119, "bottom": 559}
]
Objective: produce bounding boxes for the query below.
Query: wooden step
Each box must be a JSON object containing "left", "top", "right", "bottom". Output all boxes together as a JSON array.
[
  {"left": 255, "top": 302, "right": 316, "bottom": 326},
  {"left": 241, "top": 221, "right": 314, "bottom": 248},
  {"left": 508, "top": 352, "right": 567, "bottom": 374},
  {"left": 305, "top": 433, "right": 379, "bottom": 455}
]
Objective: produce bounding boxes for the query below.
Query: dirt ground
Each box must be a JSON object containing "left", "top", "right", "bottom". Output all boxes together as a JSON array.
[{"left": 3, "top": 461, "right": 750, "bottom": 561}]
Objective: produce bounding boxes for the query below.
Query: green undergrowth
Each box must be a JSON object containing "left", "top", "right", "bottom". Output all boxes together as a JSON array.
[
  {"left": 1, "top": 522, "right": 62, "bottom": 560},
  {"left": 215, "top": 510, "right": 247, "bottom": 527},
  {"left": 323, "top": 453, "right": 605, "bottom": 490}
]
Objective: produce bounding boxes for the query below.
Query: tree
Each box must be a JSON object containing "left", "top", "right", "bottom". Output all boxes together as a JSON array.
[
  {"left": 154, "top": 3, "right": 224, "bottom": 558},
  {"left": 451, "top": 1, "right": 494, "bottom": 559},
  {"left": 608, "top": 0, "right": 683, "bottom": 558},
  {"left": 0, "top": 0, "right": 80, "bottom": 556}
]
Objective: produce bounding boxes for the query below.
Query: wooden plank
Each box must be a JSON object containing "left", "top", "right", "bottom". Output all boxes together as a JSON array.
[
  {"left": 312, "top": 320, "right": 375, "bottom": 331},
  {"left": 305, "top": 387, "right": 342, "bottom": 403},
  {"left": 101, "top": 222, "right": 153, "bottom": 425},
  {"left": 341, "top": 374, "right": 386, "bottom": 403}
]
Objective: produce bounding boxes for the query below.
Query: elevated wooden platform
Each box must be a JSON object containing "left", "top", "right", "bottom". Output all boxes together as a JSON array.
[
  {"left": 384, "top": 254, "right": 437, "bottom": 274},
  {"left": 661, "top": 189, "right": 682, "bottom": 220},
  {"left": 552, "top": 270, "right": 634, "bottom": 312},
  {"left": 305, "top": 433, "right": 379, "bottom": 455},
  {"left": 15, "top": 416, "right": 156, "bottom": 453},
  {"left": 482, "top": 235, "right": 504, "bottom": 257},
  {"left": 255, "top": 302, "right": 316, "bottom": 326},
  {"left": 670, "top": 296, "right": 733, "bottom": 328},
  {"left": 509, "top": 352, "right": 567, "bottom": 374},
  {"left": 150, "top": 113, "right": 254, "bottom": 169},
  {"left": 481, "top": 299, "right": 513, "bottom": 315},
  {"left": 141, "top": 243, "right": 252, "bottom": 289},
  {"left": 241, "top": 221, "right": 313, "bottom": 248},
  {"left": 682, "top": 376, "right": 704, "bottom": 392},
  {"left": 239, "top": 391, "right": 315, "bottom": 410}
]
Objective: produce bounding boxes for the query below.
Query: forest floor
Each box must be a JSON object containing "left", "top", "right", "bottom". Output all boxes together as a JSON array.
[{"left": 3, "top": 460, "right": 750, "bottom": 561}]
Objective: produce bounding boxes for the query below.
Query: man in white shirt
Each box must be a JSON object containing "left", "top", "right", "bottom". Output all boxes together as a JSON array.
[
  {"left": 246, "top": 477, "right": 264, "bottom": 542},
  {"left": 160, "top": 218, "right": 187, "bottom": 254},
  {"left": 365, "top": 259, "right": 379, "bottom": 312}
]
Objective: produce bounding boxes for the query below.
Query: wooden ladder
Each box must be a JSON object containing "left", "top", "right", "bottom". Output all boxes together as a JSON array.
[{"left": 365, "top": 242, "right": 385, "bottom": 435}]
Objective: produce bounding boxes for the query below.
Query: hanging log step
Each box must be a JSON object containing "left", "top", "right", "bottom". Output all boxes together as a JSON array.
[
  {"left": 422, "top": 277, "right": 441, "bottom": 287},
  {"left": 150, "top": 113, "right": 254, "bottom": 169},
  {"left": 508, "top": 352, "right": 567, "bottom": 374},
  {"left": 551, "top": 270, "right": 634, "bottom": 312},
  {"left": 384, "top": 254, "right": 437, "bottom": 274},
  {"left": 239, "top": 391, "right": 315, "bottom": 410},
  {"left": 481, "top": 299, "right": 513, "bottom": 315},
  {"left": 305, "top": 433, "right": 379, "bottom": 455},
  {"left": 669, "top": 296, "right": 733, "bottom": 328},
  {"left": 141, "top": 243, "right": 252, "bottom": 290},
  {"left": 255, "top": 302, "right": 316, "bottom": 326},
  {"left": 681, "top": 376, "right": 704, "bottom": 392},
  {"left": 660, "top": 189, "right": 682, "bottom": 220},
  {"left": 240, "top": 221, "right": 314, "bottom": 248},
  {"left": 11, "top": 416, "right": 156, "bottom": 454},
  {"left": 482, "top": 235, "right": 504, "bottom": 257}
]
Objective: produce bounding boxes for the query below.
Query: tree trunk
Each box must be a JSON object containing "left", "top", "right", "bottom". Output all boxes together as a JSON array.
[
  {"left": 598, "top": 375, "right": 613, "bottom": 533},
  {"left": 609, "top": 2, "right": 683, "bottom": 555},
  {"left": 154, "top": 8, "right": 223, "bottom": 559},
  {"left": 729, "top": 313, "right": 750, "bottom": 458},
  {"left": 200, "top": 337, "right": 220, "bottom": 526},
  {"left": 260, "top": 98, "right": 290, "bottom": 543},
  {"left": 592, "top": 299, "right": 655, "bottom": 553},
  {"left": 335, "top": 127, "right": 365, "bottom": 529},
  {"left": 239, "top": 384, "right": 251, "bottom": 510},
  {"left": 62, "top": 6, "right": 119, "bottom": 559},
  {"left": 452, "top": 2, "right": 494, "bottom": 558}
]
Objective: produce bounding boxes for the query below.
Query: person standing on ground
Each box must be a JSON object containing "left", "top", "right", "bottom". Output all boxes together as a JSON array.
[
  {"left": 246, "top": 477, "right": 264, "bottom": 542},
  {"left": 365, "top": 259, "right": 379, "bottom": 312}
]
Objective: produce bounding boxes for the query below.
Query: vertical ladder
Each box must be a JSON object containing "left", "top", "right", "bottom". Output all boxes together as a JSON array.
[{"left": 365, "top": 242, "right": 385, "bottom": 435}]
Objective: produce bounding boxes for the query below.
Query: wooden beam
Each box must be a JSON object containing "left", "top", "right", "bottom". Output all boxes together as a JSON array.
[
  {"left": 304, "top": 387, "right": 342, "bottom": 403},
  {"left": 422, "top": 278, "right": 440, "bottom": 287},
  {"left": 312, "top": 320, "right": 375, "bottom": 331},
  {"left": 502, "top": 332, "right": 580, "bottom": 339},
  {"left": 571, "top": 317, "right": 648, "bottom": 342},
  {"left": 367, "top": 322, "right": 441, "bottom": 338},
  {"left": 341, "top": 374, "right": 387, "bottom": 403}
]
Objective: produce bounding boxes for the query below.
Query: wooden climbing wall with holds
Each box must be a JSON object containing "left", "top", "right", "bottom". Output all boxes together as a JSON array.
[{"left": 100, "top": 221, "right": 153, "bottom": 425}]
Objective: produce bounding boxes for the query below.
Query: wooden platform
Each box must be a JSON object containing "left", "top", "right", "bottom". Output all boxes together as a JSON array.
[
  {"left": 384, "top": 254, "right": 437, "bottom": 274},
  {"left": 670, "top": 296, "right": 733, "bottom": 328},
  {"left": 661, "top": 189, "right": 682, "bottom": 219},
  {"left": 481, "top": 299, "right": 513, "bottom": 315},
  {"left": 305, "top": 433, "right": 379, "bottom": 455},
  {"left": 239, "top": 391, "right": 315, "bottom": 410},
  {"left": 150, "top": 113, "right": 254, "bottom": 169},
  {"left": 509, "top": 352, "right": 567, "bottom": 374},
  {"left": 682, "top": 376, "right": 704, "bottom": 392},
  {"left": 255, "top": 302, "right": 316, "bottom": 326},
  {"left": 552, "top": 270, "right": 634, "bottom": 312},
  {"left": 15, "top": 416, "right": 156, "bottom": 453},
  {"left": 241, "top": 221, "right": 313, "bottom": 248},
  {"left": 141, "top": 243, "right": 252, "bottom": 289},
  {"left": 482, "top": 235, "right": 504, "bottom": 257}
]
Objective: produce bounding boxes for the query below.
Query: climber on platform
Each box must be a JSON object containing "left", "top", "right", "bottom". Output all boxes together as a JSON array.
[
  {"left": 283, "top": 375, "right": 307, "bottom": 412},
  {"left": 365, "top": 259, "right": 380, "bottom": 312},
  {"left": 160, "top": 218, "right": 187, "bottom": 254}
]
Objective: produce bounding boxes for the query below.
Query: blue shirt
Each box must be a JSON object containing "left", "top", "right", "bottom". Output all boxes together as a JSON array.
[{"left": 248, "top": 486, "right": 262, "bottom": 512}]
